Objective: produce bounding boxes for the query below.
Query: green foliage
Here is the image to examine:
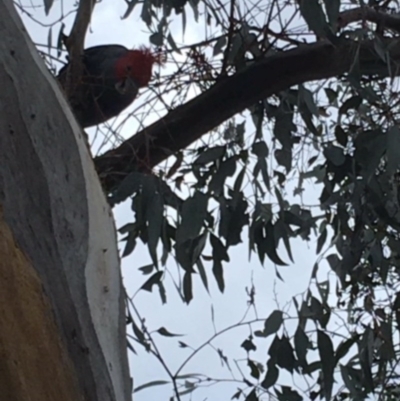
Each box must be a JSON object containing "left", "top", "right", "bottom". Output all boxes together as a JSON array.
[{"left": 117, "top": 0, "right": 400, "bottom": 395}]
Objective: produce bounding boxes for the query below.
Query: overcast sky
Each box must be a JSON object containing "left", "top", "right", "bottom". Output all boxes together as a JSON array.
[{"left": 17, "top": 1, "right": 338, "bottom": 400}]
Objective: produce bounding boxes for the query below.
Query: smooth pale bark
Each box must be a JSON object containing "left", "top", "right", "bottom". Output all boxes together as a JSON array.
[{"left": 0, "top": 0, "right": 131, "bottom": 400}]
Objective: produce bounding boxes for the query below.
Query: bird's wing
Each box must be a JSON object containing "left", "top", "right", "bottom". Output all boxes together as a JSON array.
[{"left": 57, "top": 45, "right": 128, "bottom": 78}]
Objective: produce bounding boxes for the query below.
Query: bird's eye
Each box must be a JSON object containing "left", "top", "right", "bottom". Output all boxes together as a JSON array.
[{"left": 126, "top": 65, "right": 132, "bottom": 72}]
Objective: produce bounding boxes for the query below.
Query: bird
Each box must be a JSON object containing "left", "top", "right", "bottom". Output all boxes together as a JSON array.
[{"left": 57, "top": 44, "right": 164, "bottom": 128}]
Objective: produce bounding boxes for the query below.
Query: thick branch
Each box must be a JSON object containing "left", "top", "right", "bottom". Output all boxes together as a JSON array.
[
  {"left": 338, "top": 6, "right": 400, "bottom": 33},
  {"left": 94, "top": 37, "right": 400, "bottom": 193}
]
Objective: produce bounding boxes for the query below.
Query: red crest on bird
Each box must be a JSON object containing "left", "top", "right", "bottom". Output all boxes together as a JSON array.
[
  {"left": 57, "top": 44, "right": 166, "bottom": 128},
  {"left": 114, "top": 46, "right": 165, "bottom": 87}
]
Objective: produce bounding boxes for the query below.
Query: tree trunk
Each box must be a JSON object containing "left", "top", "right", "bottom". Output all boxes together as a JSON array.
[{"left": 0, "top": 0, "right": 131, "bottom": 400}]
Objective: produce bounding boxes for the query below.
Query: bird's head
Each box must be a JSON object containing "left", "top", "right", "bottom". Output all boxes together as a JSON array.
[{"left": 114, "top": 46, "right": 165, "bottom": 88}]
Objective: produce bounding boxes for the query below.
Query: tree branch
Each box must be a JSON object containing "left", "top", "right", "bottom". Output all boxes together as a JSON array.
[
  {"left": 63, "top": 0, "right": 95, "bottom": 98},
  {"left": 338, "top": 6, "right": 400, "bottom": 33},
  {"left": 94, "top": 37, "right": 400, "bottom": 194}
]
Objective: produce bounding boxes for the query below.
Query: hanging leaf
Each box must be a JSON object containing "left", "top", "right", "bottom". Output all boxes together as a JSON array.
[
  {"left": 317, "top": 330, "right": 335, "bottom": 401},
  {"left": 247, "top": 360, "right": 260, "bottom": 379},
  {"left": 43, "top": 0, "right": 54, "bottom": 15},
  {"left": 275, "top": 148, "right": 292, "bottom": 173},
  {"left": 245, "top": 389, "right": 258, "bottom": 401},
  {"left": 264, "top": 222, "right": 288, "bottom": 266},
  {"left": 138, "top": 264, "right": 155, "bottom": 275},
  {"left": 167, "top": 32, "right": 180, "bottom": 53},
  {"left": 122, "top": 0, "right": 140, "bottom": 19},
  {"left": 156, "top": 327, "right": 184, "bottom": 337},
  {"left": 210, "top": 234, "right": 228, "bottom": 292},
  {"left": 56, "top": 23, "right": 65, "bottom": 57},
  {"left": 146, "top": 190, "right": 164, "bottom": 267},
  {"left": 176, "top": 233, "right": 207, "bottom": 272},
  {"left": 339, "top": 95, "right": 362, "bottom": 115},
  {"left": 47, "top": 27, "right": 52, "bottom": 55},
  {"left": 358, "top": 327, "right": 374, "bottom": 392},
  {"left": 335, "top": 125, "right": 347, "bottom": 147},
  {"left": 324, "top": 88, "right": 338, "bottom": 105},
  {"left": 241, "top": 337, "right": 257, "bottom": 352},
  {"left": 261, "top": 359, "right": 279, "bottom": 389},
  {"left": 386, "top": 125, "right": 400, "bottom": 175},
  {"left": 324, "top": 145, "right": 345, "bottom": 167},
  {"left": 340, "top": 365, "right": 362, "bottom": 399},
  {"left": 354, "top": 129, "right": 386, "bottom": 180},
  {"left": 158, "top": 281, "right": 167, "bottom": 304},
  {"left": 256, "top": 310, "right": 283, "bottom": 338},
  {"left": 196, "top": 258, "right": 209, "bottom": 292},
  {"left": 150, "top": 31, "right": 164, "bottom": 46},
  {"left": 310, "top": 296, "right": 330, "bottom": 328},
  {"left": 274, "top": 219, "right": 294, "bottom": 263},
  {"left": 209, "top": 156, "right": 237, "bottom": 196},
  {"left": 294, "top": 326, "right": 310, "bottom": 368},
  {"left": 141, "top": 0, "right": 152, "bottom": 25},
  {"left": 134, "top": 380, "right": 169, "bottom": 393},
  {"left": 109, "top": 172, "right": 146, "bottom": 206},
  {"left": 122, "top": 229, "right": 138, "bottom": 257},
  {"left": 189, "top": 0, "right": 199, "bottom": 21},
  {"left": 299, "top": 86, "right": 319, "bottom": 117},
  {"left": 213, "top": 35, "right": 227, "bottom": 56},
  {"left": 316, "top": 226, "right": 327, "bottom": 254},
  {"left": 251, "top": 141, "right": 269, "bottom": 158},
  {"left": 183, "top": 271, "right": 193, "bottom": 303},
  {"left": 275, "top": 336, "right": 296, "bottom": 373},
  {"left": 298, "top": 0, "right": 333, "bottom": 40},
  {"left": 141, "top": 271, "right": 163, "bottom": 292},
  {"left": 176, "top": 191, "right": 208, "bottom": 243},
  {"left": 194, "top": 145, "right": 226, "bottom": 165},
  {"left": 131, "top": 318, "right": 148, "bottom": 349},
  {"left": 335, "top": 335, "right": 359, "bottom": 365},
  {"left": 219, "top": 195, "right": 249, "bottom": 246},
  {"left": 275, "top": 386, "right": 303, "bottom": 401}
]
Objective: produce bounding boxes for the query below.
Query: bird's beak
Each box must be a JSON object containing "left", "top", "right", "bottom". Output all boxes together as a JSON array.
[
  {"left": 115, "top": 79, "right": 128, "bottom": 94},
  {"left": 115, "top": 77, "right": 138, "bottom": 94}
]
